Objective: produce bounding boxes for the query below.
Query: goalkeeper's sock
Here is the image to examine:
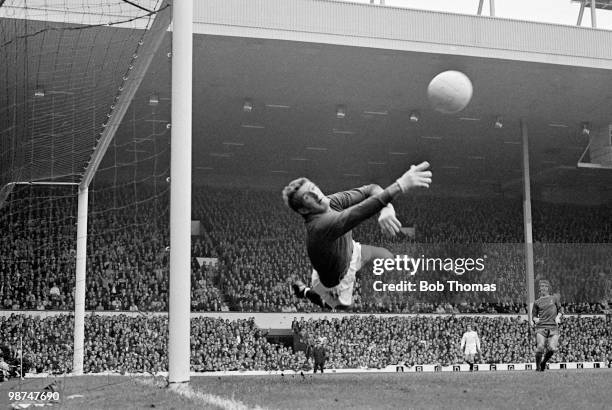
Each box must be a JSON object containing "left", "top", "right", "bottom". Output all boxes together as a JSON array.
[
  {"left": 535, "top": 352, "right": 543, "bottom": 371},
  {"left": 541, "top": 350, "right": 554, "bottom": 368},
  {"left": 304, "top": 289, "right": 327, "bottom": 309},
  {"left": 292, "top": 281, "right": 307, "bottom": 298}
]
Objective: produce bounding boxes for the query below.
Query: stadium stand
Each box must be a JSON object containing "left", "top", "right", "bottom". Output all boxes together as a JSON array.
[
  {"left": 292, "top": 315, "right": 611, "bottom": 369},
  {"left": 0, "top": 185, "right": 611, "bottom": 314},
  {"left": 0, "top": 314, "right": 607, "bottom": 374},
  {"left": 0, "top": 314, "right": 304, "bottom": 374},
  {"left": 0, "top": 184, "right": 610, "bottom": 375}
]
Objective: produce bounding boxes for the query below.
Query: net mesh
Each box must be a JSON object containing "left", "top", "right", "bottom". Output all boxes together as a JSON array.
[
  {"left": 0, "top": 0, "right": 172, "bottom": 375},
  {"left": 0, "top": 0, "right": 166, "bottom": 199},
  {"left": 87, "top": 101, "right": 170, "bottom": 312}
]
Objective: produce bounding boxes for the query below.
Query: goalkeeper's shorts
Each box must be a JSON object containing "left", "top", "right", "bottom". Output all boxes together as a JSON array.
[
  {"left": 535, "top": 327, "right": 560, "bottom": 338},
  {"left": 311, "top": 241, "right": 362, "bottom": 309}
]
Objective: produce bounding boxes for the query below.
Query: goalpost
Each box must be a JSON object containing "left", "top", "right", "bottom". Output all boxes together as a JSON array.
[
  {"left": 168, "top": 0, "right": 192, "bottom": 385},
  {"left": 71, "top": 0, "right": 174, "bottom": 376},
  {"left": 1, "top": 0, "right": 191, "bottom": 381}
]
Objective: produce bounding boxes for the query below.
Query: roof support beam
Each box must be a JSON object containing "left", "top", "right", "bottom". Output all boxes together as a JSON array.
[
  {"left": 577, "top": 1, "right": 585, "bottom": 25},
  {"left": 501, "top": 166, "right": 574, "bottom": 191},
  {"left": 477, "top": 0, "right": 495, "bottom": 16},
  {"left": 521, "top": 119, "right": 535, "bottom": 323}
]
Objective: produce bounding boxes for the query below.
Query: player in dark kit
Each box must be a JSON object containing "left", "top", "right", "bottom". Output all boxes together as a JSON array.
[
  {"left": 282, "top": 162, "right": 432, "bottom": 309},
  {"left": 531, "top": 279, "right": 563, "bottom": 372},
  {"left": 308, "top": 338, "right": 329, "bottom": 374}
]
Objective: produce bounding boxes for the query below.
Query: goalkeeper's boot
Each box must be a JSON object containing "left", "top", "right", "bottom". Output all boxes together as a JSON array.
[{"left": 292, "top": 280, "right": 307, "bottom": 298}]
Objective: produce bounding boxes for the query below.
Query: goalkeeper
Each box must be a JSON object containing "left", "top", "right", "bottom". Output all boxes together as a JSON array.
[{"left": 282, "top": 162, "right": 432, "bottom": 310}]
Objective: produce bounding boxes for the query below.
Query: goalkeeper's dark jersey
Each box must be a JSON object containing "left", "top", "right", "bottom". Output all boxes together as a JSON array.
[
  {"left": 532, "top": 294, "right": 562, "bottom": 329},
  {"left": 304, "top": 185, "right": 393, "bottom": 288}
]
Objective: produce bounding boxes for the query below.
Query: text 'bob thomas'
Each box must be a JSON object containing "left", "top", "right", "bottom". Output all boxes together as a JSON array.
[{"left": 372, "top": 255, "right": 486, "bottom": 276}]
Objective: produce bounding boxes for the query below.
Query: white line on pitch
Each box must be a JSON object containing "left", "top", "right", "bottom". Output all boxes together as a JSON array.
[{"left": 136, "top": 377, "right": 265, "bottom": 410}]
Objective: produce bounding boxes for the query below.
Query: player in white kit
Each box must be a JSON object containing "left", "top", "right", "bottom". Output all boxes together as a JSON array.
[{"left": 460, "top": 324, "right": 481, "bottom": 371}]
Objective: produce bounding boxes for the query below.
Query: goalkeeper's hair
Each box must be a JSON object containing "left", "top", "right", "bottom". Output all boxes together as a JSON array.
[
  {"left": 538, "top": 279, "right": 551, "bottom": 289},
  {"left": 282, "top": 177, "right": 309, "bottom": 212}
]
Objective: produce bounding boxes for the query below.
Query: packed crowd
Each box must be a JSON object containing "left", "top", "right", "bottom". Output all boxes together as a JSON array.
[
  {"left": 192, "top": 188, "right": 313, "bottom": 313},
  {"left": 194, "top": 187, "right": 612, "bottom": 313},
  {"left": 293, "top": 315, "right": 611, "bottom": 368},
  {"left": 0, "top": 314, "right": 608, "bottom": 375},
  {"left": 0, "top": 314, "right": 305, "bottom": 374},
  {"left": 0, "top": 185, "right": 229, "bottom": 313},
  {"left": 0, "top": 185, "right": 611, "bottom": 314}
]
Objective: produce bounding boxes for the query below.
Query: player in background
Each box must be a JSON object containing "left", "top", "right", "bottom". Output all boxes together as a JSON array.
[
  {"left": 309, "top": 337, "right": 329, "bottom": 374},
  {"left": 0, "top": 354, "right": 10, "bottom": 382},
  {"left": 532, "top": 279, "right": 563, "bottom": 372},
  {"left": 282, "top": 162, "right": 432, "bottom": 310},
  {"left": 396, "top": 355, "right": 406, "bottom": 372},
  {"left": 460, "top": 324, "right": 481, "bottom": 371}
]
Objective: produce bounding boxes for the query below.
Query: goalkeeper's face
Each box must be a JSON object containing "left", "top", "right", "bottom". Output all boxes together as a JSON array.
[
  {"left": 296, "top": 181, "right": 330, "bottom": 215},
  {"left": 539, "top": 283, "right": 551, "bottom": 297}
]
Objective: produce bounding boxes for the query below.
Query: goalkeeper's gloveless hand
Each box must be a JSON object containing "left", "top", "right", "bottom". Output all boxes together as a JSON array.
[
  {"left": 396, "top": 162, "right": 432, "bottom": 193},
  {"left": 378, "top": 204, "right": 402, "bottom": 237}
]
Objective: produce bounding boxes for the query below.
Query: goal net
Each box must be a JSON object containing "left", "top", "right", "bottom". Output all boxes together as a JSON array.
[{"left": 0, "top": 0, "right": 173, "bottom": 375}]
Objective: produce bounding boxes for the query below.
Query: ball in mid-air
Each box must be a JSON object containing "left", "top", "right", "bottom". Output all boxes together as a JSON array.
[{"left": 427, "top": 70, "right": 473, "bottom": 114}]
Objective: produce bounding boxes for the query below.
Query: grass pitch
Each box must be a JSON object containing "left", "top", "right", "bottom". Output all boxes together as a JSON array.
[
  {"left": 0, "top": 370, "right": 610, "bottom": 409},
  {"left": 191, "top": 370, "right": 612, "bottom": 409},
  {"left": 0, "top": 375, "right": 199, "bottom": 410}
]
